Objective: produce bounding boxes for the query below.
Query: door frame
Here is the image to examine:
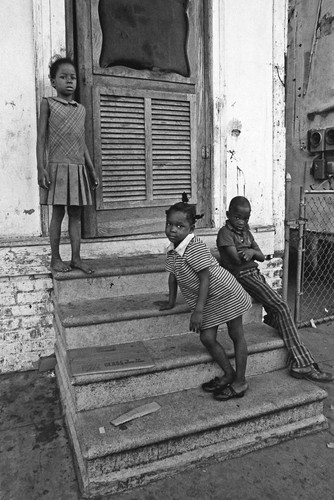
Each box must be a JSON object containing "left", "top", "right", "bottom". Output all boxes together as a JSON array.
[{"left": 65, "top": 0, "right": 213, "bottom": 238}]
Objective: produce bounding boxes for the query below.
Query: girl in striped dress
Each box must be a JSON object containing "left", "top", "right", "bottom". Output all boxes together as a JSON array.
[
  {"left": 157, "top": 196, "right": 252, "bottom": 400},
  {"left": 37, "top": 57, "right": 99, "bottom": 274}
]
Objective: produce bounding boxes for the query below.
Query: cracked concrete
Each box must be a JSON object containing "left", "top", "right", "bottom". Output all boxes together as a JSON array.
[{"left": 1, "top": 323, "right": 334, "bottom": 500}]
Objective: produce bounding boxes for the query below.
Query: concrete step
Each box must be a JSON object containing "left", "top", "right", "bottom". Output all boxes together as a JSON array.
[
  {"left": 54, "top": 292, "right": 263, "bottom": 349},
  {"left": 53, "top": 255, "right": 168, "bottom": 304},
  {"left": 56, "top": 368, "right": 328, "bottom": 498},
  {"left": 52, "top": 249, "right": 235, "bottom": 305},
  {"left": 55, "top": 323, "right": 287, "bottom": 411}
]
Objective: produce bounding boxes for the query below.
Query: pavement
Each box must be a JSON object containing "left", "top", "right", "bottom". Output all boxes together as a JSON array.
[{"left": 1, "top": 320, "right": 334, "bottom": 500}]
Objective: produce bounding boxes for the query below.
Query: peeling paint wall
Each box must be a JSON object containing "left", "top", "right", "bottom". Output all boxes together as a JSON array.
[
  {"left": 0, "top": 0, "right": 40, "bottom": 237},
  {"left": 0, "top": 0, "right": 66, "bottom": 239},
  {"left": 0, "top": 1, "right": 66, "bottom": 372},
  {"left": 286, "top": 0, "right": 334, "bottom": 220},
  {"left": 211, "top": 0, "right": 287, "bottom": 251}
]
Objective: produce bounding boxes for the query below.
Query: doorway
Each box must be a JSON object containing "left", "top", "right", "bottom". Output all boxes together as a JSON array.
[{"left": 70, "top": 0, "right": 211, "bottom": 237}]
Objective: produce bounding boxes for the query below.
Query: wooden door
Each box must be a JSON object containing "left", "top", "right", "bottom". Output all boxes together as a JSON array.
[{"left": 74, "top": 0, "right": 210, "bottom": 237}]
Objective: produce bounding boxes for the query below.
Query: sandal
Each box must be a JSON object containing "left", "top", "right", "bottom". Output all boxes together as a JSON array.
[
  {"left": 202, "top": 377, "right": 222, "bottom": 393},
  {"left": 213, "top": 384, "right": 246, "bottom": 401}
]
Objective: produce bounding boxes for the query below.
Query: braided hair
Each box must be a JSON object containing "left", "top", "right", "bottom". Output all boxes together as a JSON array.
[{"left": 166, "top": 192, "right": 204, "bottom": 225}]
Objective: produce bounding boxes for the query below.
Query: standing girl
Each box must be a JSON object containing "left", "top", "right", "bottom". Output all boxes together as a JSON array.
[
  {"left": 37, "top": 57, "right": 99, "bottom": 274},
  {"left": 158, "top": 196, "right": 252, "bottom": 400}
]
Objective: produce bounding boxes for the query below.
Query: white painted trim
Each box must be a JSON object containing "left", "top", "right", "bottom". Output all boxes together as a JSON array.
[
  {"left": 32, "top": 0, "right": 66, "bottom": 234},
  {"left": 272, "top": 0, "right": 288, "bottom": 251},
  {"left": 211, "top": 0, "right": 226, "bottom": 230}
]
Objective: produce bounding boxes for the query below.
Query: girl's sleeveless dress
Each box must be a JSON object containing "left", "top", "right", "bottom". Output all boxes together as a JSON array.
[
  {"left": 40, "top": 97, "right": 93, "bottom": 206},
  {"left": 165, "top": 235, "right": 252, "bottom": 329}
]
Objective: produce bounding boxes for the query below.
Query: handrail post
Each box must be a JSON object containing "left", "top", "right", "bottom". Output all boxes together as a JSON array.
[
  {"left": 282, "top": 173, "right": 291, "bottom": 302},
  {"left": 294, "top": 187, "right": 305, "bottom": 325}
]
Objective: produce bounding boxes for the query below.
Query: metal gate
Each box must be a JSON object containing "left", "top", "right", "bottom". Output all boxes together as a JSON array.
[{"left": 295, "top": 189, "right": 334, "bottom": 327}]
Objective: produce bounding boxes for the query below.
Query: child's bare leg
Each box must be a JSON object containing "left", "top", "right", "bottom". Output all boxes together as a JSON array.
[
  {"left": 49, "top": 205, "right": 71, "bottom": 272},
  {"left": 68, "top": 205, "right": 94, "bottom": 274},
  {"left": 200, "top": 326, "right": 236, "bottom": 386},
  {"left": 227, "top": 315, "right": 248, "bottom": 393}
]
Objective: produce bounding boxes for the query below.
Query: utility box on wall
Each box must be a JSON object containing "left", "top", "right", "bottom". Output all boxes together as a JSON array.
[{"left": 307, "top": 128, "right": 334, "bottom": 181}]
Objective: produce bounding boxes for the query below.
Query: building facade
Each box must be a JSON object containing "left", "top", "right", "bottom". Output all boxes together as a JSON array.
[{"left": 0, "top": 0, "right": 287, "bottom": 373}]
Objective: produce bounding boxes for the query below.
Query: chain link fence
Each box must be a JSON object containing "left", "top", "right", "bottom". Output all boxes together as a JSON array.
[{"left": 295, "top": 190, "right": 334, "bottom": 327}]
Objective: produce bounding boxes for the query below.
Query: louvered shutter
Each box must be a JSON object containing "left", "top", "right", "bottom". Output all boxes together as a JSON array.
[{"left": 94, "top": 88, "right": 196, "bottom": 210}]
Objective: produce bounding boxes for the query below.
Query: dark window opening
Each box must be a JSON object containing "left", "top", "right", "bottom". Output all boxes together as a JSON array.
[{"left": 98, "top": 0, "right": 190, "bottom": 77}]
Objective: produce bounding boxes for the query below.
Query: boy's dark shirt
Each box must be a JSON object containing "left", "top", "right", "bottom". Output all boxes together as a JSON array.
[{"left": 216, "top": 221, "right": 258, "bottom": 277}]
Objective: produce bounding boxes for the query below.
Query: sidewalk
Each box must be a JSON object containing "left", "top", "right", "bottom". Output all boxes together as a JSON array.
[{"left": 1, "top": 322, "right": 334, "bottom": 500}]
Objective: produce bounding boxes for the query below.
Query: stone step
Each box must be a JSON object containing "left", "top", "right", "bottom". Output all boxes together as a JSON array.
[
  {"left": 52, "top": 248, "right": 237, "bottom": 305},
  {"left": 54, "top": 292, "right": 263, "bottom": 349},
  {"left": 55, "top": 322, "right": 287, "bottom": 411},
  {"left": 53, "top": 255, "right": 168, "bottom": 304},
  {"left": 56, "top": 368, "right": 328, "bottom": 498}
]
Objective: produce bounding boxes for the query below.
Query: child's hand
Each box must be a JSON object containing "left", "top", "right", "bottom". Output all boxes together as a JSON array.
[
  {"left": 38, "top": 168, "right": 50, "bottom": 190},
  {"left": 154, "top": 300, "right": 175, "bottom": 311},
  {"left": 238, "top": 249, "right": 254, "bottom": 262},
  {"left": 91, "top": 171, "right": 99, "bottom": 190},
  {"left": 190, "top": 310, "right": 203, "bottom": 333}
]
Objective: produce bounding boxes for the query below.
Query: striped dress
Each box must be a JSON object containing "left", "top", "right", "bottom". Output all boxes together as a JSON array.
[
  {"left": 166, "top": 235, "right": 252, "bottom": 329},
  {"left": 40, "top": 97, "right": 93, "bottom": 206}
]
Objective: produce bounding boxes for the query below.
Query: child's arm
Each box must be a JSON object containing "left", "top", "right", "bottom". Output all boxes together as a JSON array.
[
  {"left": 190, "top": 267, "right": 210, "bottom": 333},
  {"left": 219, "top": 240, "right": 265, "bottom": 265},
  {"left": 238, "top": 240, "right": 265, "bottom": 263},
  {"left": 84, "top": 145, "right": 99, "bottom": 189},
  {"left": 156, "top": 272, "right": 178, "bottom": 310},
  {"left": 219, "top": 244, "right": 242, "bottom": 266},
  {"left": 36, "top": 99, "right": 50, "bottom": 189}
]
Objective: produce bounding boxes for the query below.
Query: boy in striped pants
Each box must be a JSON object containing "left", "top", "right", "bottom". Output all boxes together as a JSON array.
[{"left": 217, "top": 196, "right": 333, "bottom": 382}]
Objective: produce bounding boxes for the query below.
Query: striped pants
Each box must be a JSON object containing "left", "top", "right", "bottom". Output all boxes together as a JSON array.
[{"left": 238, "top": 269, "right": 314, "bottom": 368}]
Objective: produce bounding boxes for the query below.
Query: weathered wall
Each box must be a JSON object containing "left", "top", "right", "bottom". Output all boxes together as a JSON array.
[
  {"left": 211, "top": 0, "right": 287, "bottom": 252},
  {"left": 0, "top": 0, "right": 66, "bottom": 372},
  {"left": 0, "top": 274, "right": 54, "bottom": 373},
  {"left": 0, "top": 0, "right": 41, "bottom": 237},
  {"left": 286, "top": 0, "right": 334, "bottom": 220},
  {"left": 0, "top": 0, "right": 66, "bottom": 239}
]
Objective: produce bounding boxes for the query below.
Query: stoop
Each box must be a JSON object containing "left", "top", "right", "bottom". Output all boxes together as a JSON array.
[{"left": 52, "top": 252, "right": 328, "bottom": 498}]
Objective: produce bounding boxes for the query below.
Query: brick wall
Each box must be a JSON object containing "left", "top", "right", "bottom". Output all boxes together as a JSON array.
[
  {"left": 0, "top": 274, "right": 54, "bottom": 373},
  {"left": 259, "top": 257, "right": 283, "bottom": 294}
]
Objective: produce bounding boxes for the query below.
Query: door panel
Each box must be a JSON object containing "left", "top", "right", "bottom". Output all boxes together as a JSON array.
[
  {"left": 94, "top": 87, "right": 196, "bottom": 209},
  {"left": 75, "top": 0, "right": 209, "bottom": 237}
]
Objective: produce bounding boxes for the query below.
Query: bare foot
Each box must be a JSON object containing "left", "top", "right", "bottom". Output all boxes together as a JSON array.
[
  {"left": 230, "top": 381, "right": 248, "bottom": 394},
  {"left": 70, "top": 259, "right": 94, "bottom": 274},
  {"left": 51, "top": 258, "right": 71, "bottom": 272},
  {"left": 218, "top": 373, "right": 236, "bottom": 388}
]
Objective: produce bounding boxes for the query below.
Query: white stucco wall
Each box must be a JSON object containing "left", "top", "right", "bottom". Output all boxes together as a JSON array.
[
  {"left": 0, "top": 0, "right": 41, "bottom": 237},
  {"left": 0, "top": 0, "right": 66, "bottom": 239},
  {"left": 211, "top": 0, "right": 287, "bottom": 251}
]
